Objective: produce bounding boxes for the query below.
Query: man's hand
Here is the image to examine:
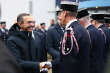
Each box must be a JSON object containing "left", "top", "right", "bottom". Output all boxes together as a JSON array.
[
  {"left": 40, "top": 68, "right": 48, "bottom": 72},
  {"left": 44, "top": 61, "right": 52, "bottom": 69},
  {"left": 40, "top": 62, "right": 45, "bottom": 70},
  {"left": 40, "top": 61, "right": 52, "bottom": 72}
]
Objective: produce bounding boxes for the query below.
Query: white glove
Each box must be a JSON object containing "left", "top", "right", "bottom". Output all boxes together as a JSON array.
[
  {"left": 40, "top": 68, "right": 48, "bottom": 72},
  {"left": 40, "top": 61, "right": 52, "bottom": 71},
  {"left": 45, "top": 61, "right": 52, "bottom": 68}
]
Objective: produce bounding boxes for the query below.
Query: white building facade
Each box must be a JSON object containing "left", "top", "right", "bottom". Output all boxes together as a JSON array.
[
  {"left": 33, "top": 0, "right": 56, "bottom": 28},
  {"left": 0, "top": 0, "right": 56, "bottom": 29}
]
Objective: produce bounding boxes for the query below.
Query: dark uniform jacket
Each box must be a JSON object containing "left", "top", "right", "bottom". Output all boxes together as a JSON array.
[
  {"left": 98, "top": 24, "right": 110, "bottom": 62},
  {"left": 0, "top": 28, "right": 8, "bottom": 41},
  {"left": 98, "top": 24, "right": 110, "bottom": 73},
  {"left": 46, "top": 23, "right": 64, "bottom": 73},
  {"left": 36, "top": 29, "right": 47, "bottom": 62},
  {"left": 59, "top": 21, "right": 90, "bottom": 73},
  {"left": 0, "top": 40, "right": 23, "bottom": 73},
  {"left": 7, "top": 24, "right": 47, "bottom": 73},
  {"left": 37, "top": 29, "right": 46, "bottom": 35},
  {"left": 87, "top": 25, "right": 104, "bottom": 73}
]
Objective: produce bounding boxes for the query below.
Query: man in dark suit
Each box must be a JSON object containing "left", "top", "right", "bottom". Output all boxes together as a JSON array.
[
  {"left": 46, "top": 10, "right": 65, "bottom": 73},
  {"left": 0, "top": 21, "right": 8, "bottom": 41},
  {"left": 7, "top": 13, "right": 47, "bottom": 73},
  {"left": 77, "top": 9, "right": 105, "bottom": 73},
  {"left": 0, "top": 39, "right": 23, "bottom": 73},
  {"left": 57, "top": 0, "right": 90, "bottom": 73}
]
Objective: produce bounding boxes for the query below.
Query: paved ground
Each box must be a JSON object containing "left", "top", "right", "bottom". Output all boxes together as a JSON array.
[
  {"left": 48, "top": 56, "right": 52, "bottom": 73},
  {"left": 48, "top": 69, "right": 52, "bottom": 73}
]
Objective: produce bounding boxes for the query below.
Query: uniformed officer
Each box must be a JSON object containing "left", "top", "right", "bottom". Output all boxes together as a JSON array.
[
  {"left": 36, "top": 23, "right": 47, "bottom": 58},
  {"left": 77, "top": 9, "right": 105, "bottom": 73},
  {"left": 0, "top": 21, "right": 8, "bottom": 41},
  {"left": 91, "top": 14, "right": 110, "bottom": 73},
  {"left": 91, "top": 14, "right": 110, "bottom": 62},
  {"left": 103, "top": 14, "right": 110, "bottom": 73},
  {"left": 46, "top": 7, "right": 65, "bottom": 73},
  {"left": 37, "top": 23, "right": 47, "bottom": 35},
  {"left": 58, "top": 0, "right": 90, "bottom": 73},
  {"left": 104, "top": 15, "right": 110, "bottom": 27}
]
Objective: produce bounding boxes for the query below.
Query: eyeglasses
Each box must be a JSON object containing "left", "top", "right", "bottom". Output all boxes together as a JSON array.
[{"left": 25, "top": 21, "right": 36, "bottom": 24}]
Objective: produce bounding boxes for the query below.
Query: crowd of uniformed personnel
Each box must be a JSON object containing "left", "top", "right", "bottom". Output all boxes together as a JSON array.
[{"left": 0, "top": 0, "right": 110, "bottom": 73}]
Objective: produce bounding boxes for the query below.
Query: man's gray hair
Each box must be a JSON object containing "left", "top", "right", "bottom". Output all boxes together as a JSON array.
[
  {"left": 81, "top": 15, "right": 90, "bottom": 22},
  {"left": 17, "top": 13, "right": 30, "bottom": 23}
]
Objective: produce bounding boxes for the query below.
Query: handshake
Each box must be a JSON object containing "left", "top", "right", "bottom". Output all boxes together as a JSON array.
[{"left": 40, "top": 61, "right": 52, "bottom": 72}]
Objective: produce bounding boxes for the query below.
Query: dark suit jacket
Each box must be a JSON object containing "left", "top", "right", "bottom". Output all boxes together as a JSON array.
[
  {"left": 59, "top": 21, "right": 90, "bottom": 73},
  {"left": 0, "top": 28, "right": 8, "bottom": 41},
  {"left": 46, "top": 23, "right": 64, "bottom": 73},
  {"left": 0, "top": 40, "right": 23, "bottom": 73},
  {"left": 7, "top": 31, "right": 47, "bottom": 73},
  {"left": 87, "top": 25, "right": 104, "bottom": 73}
]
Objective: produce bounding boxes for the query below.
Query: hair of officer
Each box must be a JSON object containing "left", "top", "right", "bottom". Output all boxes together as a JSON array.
[
  {"left": 0, "top": 22, "right": 6, "bottom": 25},
  {"left": 90, "top": 19, "right": 94, "bottom": 24},
  {"left": 40, "top": 23, "right": 45, "bottom": 26},
  {"left": 95, "top": 19, "right": 105, "bottom": 24},
  {"left": 66, "top": 11, "right": 77, "bottom": 17},
  {"left": 17, "top": 13, "right": 31, "bottom": 23},
  {"left": 81, "top": 16, "right": 90, "bottom": 22}
]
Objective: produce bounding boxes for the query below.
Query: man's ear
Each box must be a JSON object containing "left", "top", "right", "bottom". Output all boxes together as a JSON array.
[
  {"left": 63, "top": 11, "right": 67, "bottom": 17},
  {"left": 17, "top": 22, "right": 23, "bottom": 28},
  {"left": 94, "top": 20, "right": 96, "bottom": 25},
  {"left": 18, "top": 22, "right": 22, "bottom": 25}
]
